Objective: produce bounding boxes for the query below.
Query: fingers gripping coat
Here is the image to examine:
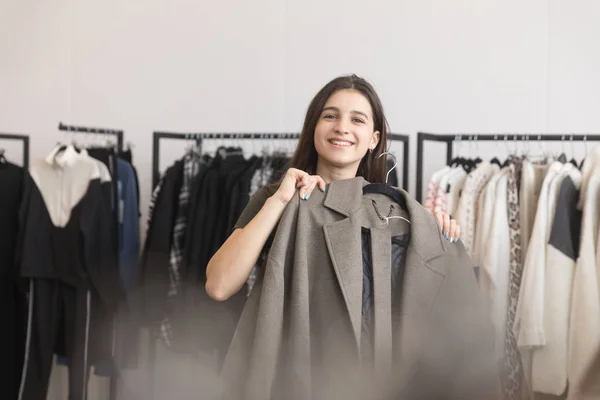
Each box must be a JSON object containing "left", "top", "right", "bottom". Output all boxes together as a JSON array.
[{"left": 219, "top": 177, "right": 501, "bottom": 400}]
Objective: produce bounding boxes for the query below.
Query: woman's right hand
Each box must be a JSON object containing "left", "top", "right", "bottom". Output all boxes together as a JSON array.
[{"left": 274, "top": 168, "right": 327, "bottom": 204}]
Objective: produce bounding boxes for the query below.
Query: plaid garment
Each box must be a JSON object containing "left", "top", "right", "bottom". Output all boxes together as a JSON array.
[
  {"left": 160, "top": 151, "right": 203, "bottom": 347},
  {"left": 145, "top": 176, "right": 164, "bottom": 340}
]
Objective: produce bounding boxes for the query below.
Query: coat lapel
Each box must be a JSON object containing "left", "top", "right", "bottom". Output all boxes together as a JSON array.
[
  {"left": 323, "top": 217, "right": 363, "bottom": 347},
  {"left": 321, "top": 177, "right": 449, "bottom": 356}
]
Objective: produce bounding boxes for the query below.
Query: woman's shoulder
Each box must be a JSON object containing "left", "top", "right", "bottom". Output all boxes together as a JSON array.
[
  {"left": 259, "top": 182, "right": 280, "bottom": 198},
  {"left": 233, "top": 182, "right": 281, "bottom": 231}
]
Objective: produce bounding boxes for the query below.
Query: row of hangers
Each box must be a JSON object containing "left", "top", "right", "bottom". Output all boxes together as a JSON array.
[
  {"left": 179, "top": 137, "right": 411, "bottom": 224},
  {"left": 185, "top": 137, "right": 296, "bottom": 160},
  {"left": 450, "top": 134, "right": 588, "bottom": 172},
  {"left": 59, "top": 123, "right": 134, "bottom": 151}
]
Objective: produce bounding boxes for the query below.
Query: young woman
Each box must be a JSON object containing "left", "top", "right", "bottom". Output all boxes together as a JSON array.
[{"left": 205, "top": 74, "right": 461, "bottom": 301}]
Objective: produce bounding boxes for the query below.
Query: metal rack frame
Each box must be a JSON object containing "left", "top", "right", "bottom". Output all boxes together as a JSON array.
[
  {"left": 415, "top": 131, "right": 600, "bottom": 203},
  {"left": 0, "top": 132, "right": 29, "bottom": 167},
  {"left": 152, "top": 131, "right": 410, "bottom": 190},
  {"left": 59, "top": 121, "right": 124, "bottom": 150}
]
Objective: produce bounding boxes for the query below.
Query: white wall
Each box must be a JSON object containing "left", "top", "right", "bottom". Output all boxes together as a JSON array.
[{"left": 2, "top": 1, "right": 600, "bottom": 399}]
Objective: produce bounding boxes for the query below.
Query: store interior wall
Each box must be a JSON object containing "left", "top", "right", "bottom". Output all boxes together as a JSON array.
[{"left": 1, "top": 0, "right": 600, "bottom": 399}]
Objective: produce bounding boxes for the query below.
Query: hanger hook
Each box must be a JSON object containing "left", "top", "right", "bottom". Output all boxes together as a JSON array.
[{"left": 377, "top": 151, "right": 397, "bottom": 185}]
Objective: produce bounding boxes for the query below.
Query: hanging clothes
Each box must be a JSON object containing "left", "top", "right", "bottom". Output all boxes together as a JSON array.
[
  {"left": 0, "top": 161, "right": 27, "bottom": 400},
  {"left": 54, "top": 146, "right": 142, "bottom": 375},
  {"left": 502, "top": 157, "right": 529, "bottom": 400},
  {"left": 423, "top": 143, "right": 600, "bottom": 400},
  {"left": 140, "top": 144, "right": 287, "bottom": 359},
  {"left": 532, "top": 167, "right": 582, "bottom": 396},
  {"left": 16, "top": 147, "right": 124, "bottom": 400},
  {"left": 568, "top": 147, "right": 600, "bottom": 396},
  {"left": 479, "top": 167, "right": 511, "bottom": 364},
  {"left": 515, "top": 161, "right": 567, "bottom": 393},
  {"left": 454, "top": 161, "right": 498, "bottom": 258}
]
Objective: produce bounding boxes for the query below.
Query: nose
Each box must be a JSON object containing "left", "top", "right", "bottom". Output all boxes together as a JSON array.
[{"left": 334, "top": 116, "right": 350, "bottom": 134}]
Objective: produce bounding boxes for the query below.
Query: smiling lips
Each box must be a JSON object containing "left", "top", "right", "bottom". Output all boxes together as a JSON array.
[{"left": 328, "top": 138, "right": 354, "bottom": 147}]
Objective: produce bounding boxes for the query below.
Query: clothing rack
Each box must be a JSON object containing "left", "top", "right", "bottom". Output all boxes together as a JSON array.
[
  {"left": 415, "top": 131, "right": 600, "bottom": 203},
  {"left": 59, "top": 122, "right": 124, "bottom": 400},
  {"left": 0, "top": 132, "right": 29, "bottom": 167},
  {"left": 59, "top": 122, "right": 124, "bottom": 150},
  {"left": 152, "top": 131, "right": 410, "bottom": 190}
]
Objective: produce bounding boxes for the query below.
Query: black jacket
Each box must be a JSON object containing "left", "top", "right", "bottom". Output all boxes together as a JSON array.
[
  {"left": 17, "top": 165, "right": 122, "bottom": 312},
  {"left": 0, "top": 162, "right": 24, "bottom": 277},
  {"left": 140, "top": 160, "right": 184, "bottom": 324}
]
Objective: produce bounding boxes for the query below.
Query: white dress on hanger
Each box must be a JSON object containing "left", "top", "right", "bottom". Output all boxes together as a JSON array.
[
  {"left": 479, "top": 168, "right": 511, "bottom": 363},
  {"left": 532, "top": 165, "right": 581, "bottom": 396}
]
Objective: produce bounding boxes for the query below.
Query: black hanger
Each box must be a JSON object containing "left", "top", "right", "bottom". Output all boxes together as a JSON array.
[
  {"left": 0, "top": 149, "right": 5, "bottom": 163},
  {"left": 557, "top": 153, "right": 567, "bottom": 163},
  {"left": 363, "top": 183, "right": 408, "bottom": 211},
  {"left": 449, "top": 156, "right": 464, "bottom": 168},
  {"left": 490, "top": 157, "right": 502, "bottom": 167},
  {"left": 362, "top": 151, "right": 407, "bottom": 211}
]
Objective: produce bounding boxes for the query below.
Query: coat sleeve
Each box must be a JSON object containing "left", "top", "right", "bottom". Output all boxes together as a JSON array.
[
  {"left": 427, "top": 242, "right": 502, "bottom": 400},
  {"left": 80, "top": 179, "right": 124, "bottom": 312},
  {"left": 139, "top": 162, "right": 182, "bottom": 324},
  {"left": 13, "top": 170, "right": 33, "bottom": 294}
]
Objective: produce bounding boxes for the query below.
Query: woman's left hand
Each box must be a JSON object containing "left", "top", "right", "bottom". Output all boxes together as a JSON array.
[{"left": 433, "top": 211, "right": 460, "bottom": 244}]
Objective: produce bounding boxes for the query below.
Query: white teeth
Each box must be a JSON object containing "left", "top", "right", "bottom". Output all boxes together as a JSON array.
[{"left": 330, "top": 140, "right": 352, "bottom": 147}]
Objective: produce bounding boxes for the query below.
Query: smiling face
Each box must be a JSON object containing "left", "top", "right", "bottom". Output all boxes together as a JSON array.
[{"left": 314, "top": 89, "right": 380, "bottom": 179}]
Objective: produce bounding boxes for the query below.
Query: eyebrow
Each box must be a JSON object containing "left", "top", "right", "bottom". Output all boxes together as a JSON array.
[{"left": 322, "top": 106, "right": 370, "bottom": 120}]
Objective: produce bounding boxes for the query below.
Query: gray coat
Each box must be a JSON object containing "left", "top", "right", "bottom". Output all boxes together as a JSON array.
[{"left": 220, "top": 177, "right": 501, "bottom": 399}]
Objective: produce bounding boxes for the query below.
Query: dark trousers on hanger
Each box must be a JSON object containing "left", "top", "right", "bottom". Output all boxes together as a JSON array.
[{"left": 18, "top": 279, "right": 95, "bottom": 400}]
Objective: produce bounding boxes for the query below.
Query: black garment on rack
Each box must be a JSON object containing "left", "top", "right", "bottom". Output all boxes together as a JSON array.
[
  {"left": 18, "top": 279, "right": 103, "bottom": 400},
  {"left": 18, "top": 171, "right": 120, "bottom": 308},
  {"left": 182, "top": 156, "right": 212, "bottom": 282},
  {"left": 228, "top": 156, "right": 263, "bottom": 233},
  {"left": 210, "top": 154, "right": 259, "bottom": 259},
  {"left": 118, "top": 148, "right": 140, "bottom": 217},
  {"left": 184, "top": 150, "right": 262, "bottom": 358},
  {"left": 140, "top": 160, "right": 184, "bottom": 325},
  {"left": 0, "top": 162, "right": 26, "bottom": 400},
  {"left": 17, "top": 156, "right": 123, "bottom": 398}
]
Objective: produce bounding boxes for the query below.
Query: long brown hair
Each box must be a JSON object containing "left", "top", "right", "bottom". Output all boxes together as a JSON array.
[{"left": 287, "top": 74, "right": 390, "bottom": 183}]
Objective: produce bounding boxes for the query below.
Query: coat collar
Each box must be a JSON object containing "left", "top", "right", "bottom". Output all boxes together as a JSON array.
[{"left": 324, "top": 177, "right": 448, "bottom": 261}]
